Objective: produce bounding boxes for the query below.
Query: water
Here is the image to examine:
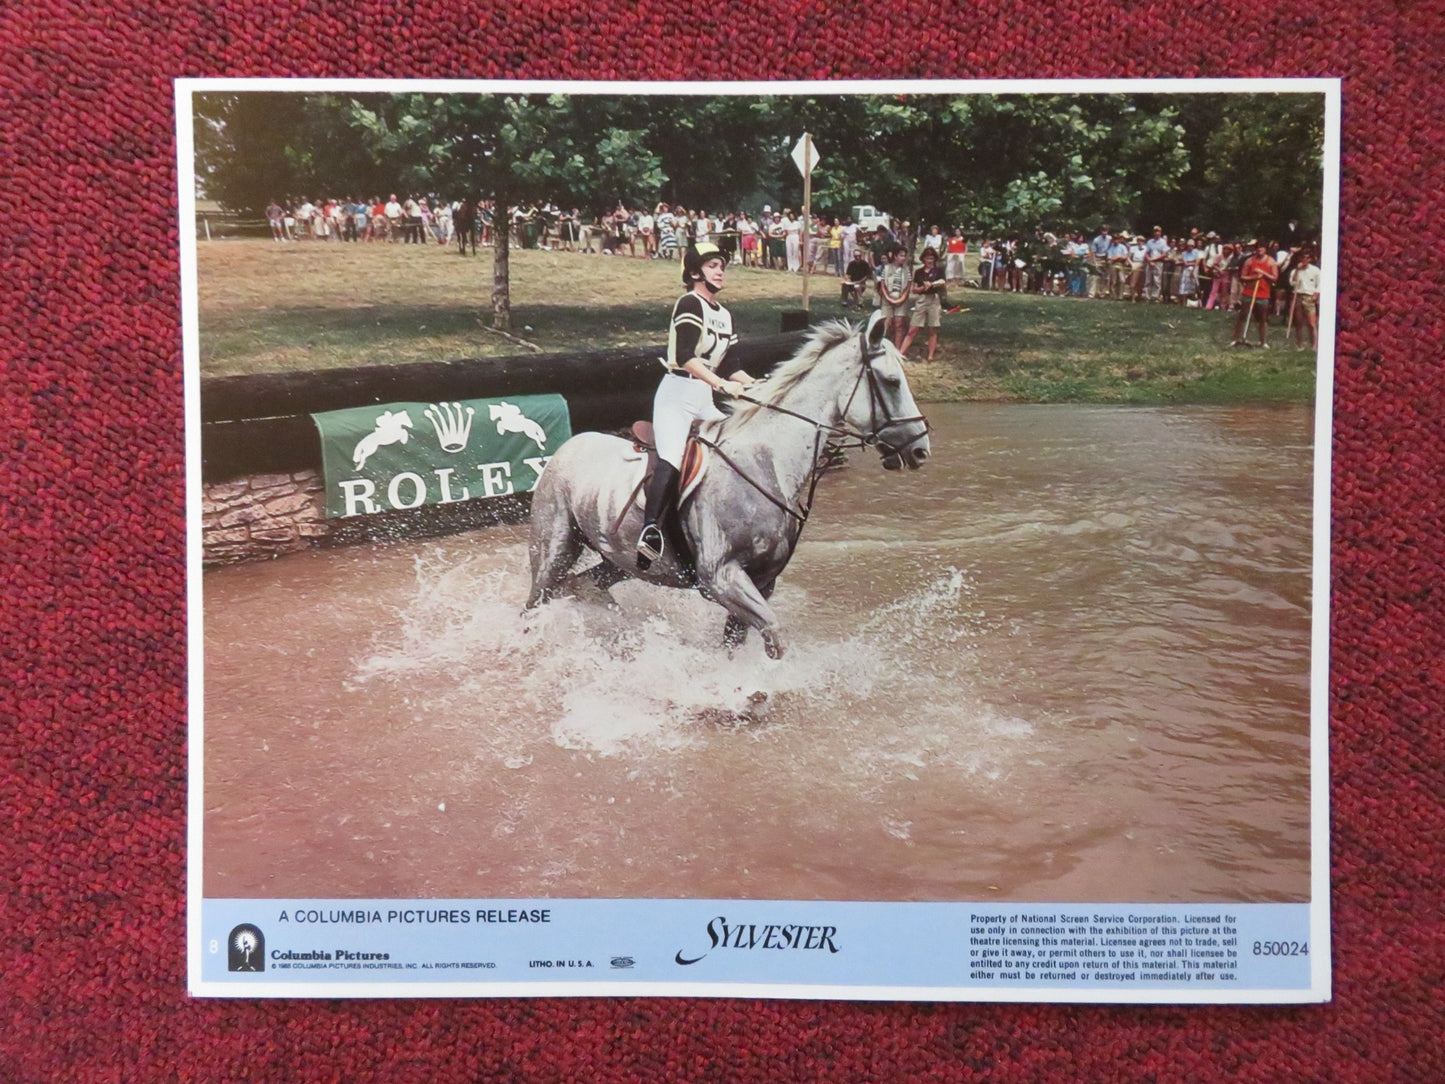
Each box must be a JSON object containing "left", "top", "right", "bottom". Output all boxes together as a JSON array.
[{"left": 203, "top": 403, "right": 1315, "bottom": 903}]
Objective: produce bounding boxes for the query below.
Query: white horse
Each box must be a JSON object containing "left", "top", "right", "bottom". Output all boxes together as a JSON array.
[{"left": 524, "top": 315, "right": 930, "bottom": 659}]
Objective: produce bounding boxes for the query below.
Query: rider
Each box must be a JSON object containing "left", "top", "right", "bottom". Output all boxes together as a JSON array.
[{"left": 636, "top": 241, "right": 756, "bottom": 570}]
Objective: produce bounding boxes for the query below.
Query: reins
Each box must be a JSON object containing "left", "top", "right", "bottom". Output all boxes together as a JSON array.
[{"left": 693, "top": 347, "right": 930, "bottom": 538}]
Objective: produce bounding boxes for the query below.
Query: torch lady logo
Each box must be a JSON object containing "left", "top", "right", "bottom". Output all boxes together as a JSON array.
[{"left": 228, "top": 924, "right": 265, "bottom": 972}]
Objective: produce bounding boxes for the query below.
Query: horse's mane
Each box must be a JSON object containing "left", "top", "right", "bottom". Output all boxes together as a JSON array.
[{"left": 729, "top": 319, "right": 860, "bottom": 427}]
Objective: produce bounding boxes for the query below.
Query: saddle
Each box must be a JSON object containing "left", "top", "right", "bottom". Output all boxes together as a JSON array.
[
  {"left": 628, "top": 420, "right": 708, "bottom": 501},
  {"left": 614, "top": 421, "right": 711, "bottom": 578}
]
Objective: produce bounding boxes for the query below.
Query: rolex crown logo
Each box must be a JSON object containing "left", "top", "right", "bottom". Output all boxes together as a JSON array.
[{"left": 425, "top": 401, "right": 475, "bottom": 453}]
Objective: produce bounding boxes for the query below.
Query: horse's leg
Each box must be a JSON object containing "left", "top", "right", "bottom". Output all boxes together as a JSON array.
[
  {"left": 721, "top": 578, "right": 774, "bottom": 651},
  {"left": 525, "top": 491, "right": 584, "bottom": 610},
  {"left": 556, "top": 558, "right": 629, "bottom": 607},
  {"left": 701, "top": 564, "right": 784, "bottom": 659}
]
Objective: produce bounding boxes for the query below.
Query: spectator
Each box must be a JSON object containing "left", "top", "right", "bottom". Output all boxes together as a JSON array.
[
  {"left": 1288, "top": 248, "right": 1320, "bottom": 348},
  {"left": 945, "top": 228, "right": 968, "bottom": 284},
  {"left": 1231, "top": 240, "right": 1279, "bottom": 347},
  {"left": 1159, "top": 236, "right": 1179, "bottom": 303},
  {"left": 900, "top": 247, "right": 946, "bottom": 362},
  {"left": 876, "top": 244, "right": 912, "bottom": 348},
  {"left": 1223, "top": 243, "right": 1245, "bottom": 309},
  {"left": 656, "top": 203, "right": 678, "bottom": 261},
  {"left": 267, "top": 201, "right": 287, "bottom": 242},
  {"left": 841, "top": 217, "right": 859, "bottom": 271},
  {"left": 404, "top": 196, "right": 425, "bottom": 244},
  {"left": 295, "top": 197, "right": 315, "bottom": 239},
  {"left": 841, "top": 249, "right": 872, "bottom": 309},
  {"left": 869, "top": 226, "right": 892, "bottom": 269},
  {"left": 1144, "top": 226, "right": 1169, "bottom": 301},
  {"left": 383, "top": 194, "right": 403, "bottom": 242},
  {"left": 637, "top": 206, "right": 656, "bottom": 258},
  {"left": 1204, "top": 241, "right": 1233, "bottom": 310},
  {"left": 1088, "top": 224, "right": 1112, "bottom": 297},
  {"left": 1274, "top": 244, "right": 1300, "bottom": 319},
  {"left": 1127, "top": 233, "right": 1147, "bottom": 301},
  {"left": 1005, "top": 236, "right": 1023, "bottom": 293},
  {"left": 1107, "top": 231, "right": 1132, "bottom": 299},
  {"left": 671, "top": 207, "right": 689, "bottom": 260},
  {"left": 783, "top": 209, "right": 802, "bottom": 272},
  {"left": 1062, "top": 233, "right": 1088, "bottom": 296},
  {"left": 1176, "top": 237, "right": 1202, "bottom": 303}
]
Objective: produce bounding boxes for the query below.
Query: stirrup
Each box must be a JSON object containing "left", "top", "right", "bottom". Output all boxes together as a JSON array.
[{"left": 636, "top": 524, "right": 664, "bottom": 570}]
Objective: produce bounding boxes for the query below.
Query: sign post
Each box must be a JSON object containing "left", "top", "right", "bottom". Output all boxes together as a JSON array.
[{"left": 791, "top": 133, "right": 820, "bottom": 312}]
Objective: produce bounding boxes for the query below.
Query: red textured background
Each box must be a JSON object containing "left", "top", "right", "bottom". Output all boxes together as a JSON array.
[{"left": 4, "top": 1, "right": 1441, "bottom": 1080}]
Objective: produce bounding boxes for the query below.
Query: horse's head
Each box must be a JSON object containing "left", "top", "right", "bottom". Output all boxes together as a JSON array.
[
  {"left": 844, "top": 312, "right": 931, "bottom": 470},
  {"left": 734, "top": 318, "right": 930, "bottom": 470}
]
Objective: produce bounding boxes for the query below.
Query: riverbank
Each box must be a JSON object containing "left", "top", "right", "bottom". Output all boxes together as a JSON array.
[{"left": 196, "top": 240, "right": 1318, "bottom": 403}]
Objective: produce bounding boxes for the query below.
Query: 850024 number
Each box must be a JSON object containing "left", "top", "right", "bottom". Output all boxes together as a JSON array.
[{"left": 1252, "top": 941, "right": 1308, "bottom": 956}]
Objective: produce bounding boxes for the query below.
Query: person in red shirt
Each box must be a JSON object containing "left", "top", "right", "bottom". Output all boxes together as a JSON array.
[{"left": 1231, "top": 240, "right": 1279, "bottom": 347}]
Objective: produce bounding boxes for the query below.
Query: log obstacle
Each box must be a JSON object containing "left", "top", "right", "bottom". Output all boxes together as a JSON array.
[{"left": 199, "top": 332, "right": 807, "bottom": 564}]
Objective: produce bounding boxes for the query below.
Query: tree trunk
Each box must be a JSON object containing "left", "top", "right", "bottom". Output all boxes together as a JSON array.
[{"left": 491, "top": 196, "right": 511, "bottom": 331}]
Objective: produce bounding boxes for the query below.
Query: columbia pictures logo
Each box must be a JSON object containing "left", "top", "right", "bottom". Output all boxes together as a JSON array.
[{"left": 228, "top": 924, "right": 265, "bottom": 972}]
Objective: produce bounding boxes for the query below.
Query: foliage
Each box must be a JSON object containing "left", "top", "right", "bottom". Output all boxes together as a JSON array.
[{"left": 193, "top": 90, "right": 1326, "bottom": 331}]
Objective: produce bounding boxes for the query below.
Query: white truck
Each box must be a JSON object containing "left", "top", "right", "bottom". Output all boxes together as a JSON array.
[{"left": 850, "top": 204, "right": 893, "bottom": 232}]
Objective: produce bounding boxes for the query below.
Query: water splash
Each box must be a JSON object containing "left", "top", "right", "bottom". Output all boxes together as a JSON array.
[{"left": 355, "top": 545, "right": 1034, "bottom": 779}]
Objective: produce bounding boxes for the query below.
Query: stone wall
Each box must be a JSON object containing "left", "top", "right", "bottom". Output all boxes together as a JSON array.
[{"left": 202, "top": 470, "right": 328, "bottom": 565}]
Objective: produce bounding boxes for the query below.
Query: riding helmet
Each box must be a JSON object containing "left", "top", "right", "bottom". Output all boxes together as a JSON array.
[{"left": 683, "top": 241, "right": 729, "bottom": 289}]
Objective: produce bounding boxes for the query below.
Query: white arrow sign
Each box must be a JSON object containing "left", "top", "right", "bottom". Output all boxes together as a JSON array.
[{"left": 791, "top": 134, "right": 820, "bottom": 177}]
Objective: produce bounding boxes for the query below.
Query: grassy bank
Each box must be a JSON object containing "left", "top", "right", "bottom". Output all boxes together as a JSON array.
[{"left": 196, "top": 240, "right": 1317, "bottom": 403}]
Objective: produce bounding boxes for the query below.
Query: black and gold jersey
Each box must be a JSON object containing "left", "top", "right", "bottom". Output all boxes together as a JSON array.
[{"left": 666, "top": 292, "right": 736, "bottom": 372}]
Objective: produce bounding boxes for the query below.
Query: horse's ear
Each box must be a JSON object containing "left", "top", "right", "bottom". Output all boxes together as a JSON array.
[{"left": 864, "top": 310, "right": 888, "bottom": 352}]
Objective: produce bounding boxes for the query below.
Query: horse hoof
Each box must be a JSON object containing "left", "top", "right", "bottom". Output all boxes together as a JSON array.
[{"left": 763, "top": 632, "right": 784, "bottom": 660}]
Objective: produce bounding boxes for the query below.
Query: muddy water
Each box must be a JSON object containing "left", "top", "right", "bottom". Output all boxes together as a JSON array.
[{"left": 203, "top": 403, "right": 1315, "bottom": 903}]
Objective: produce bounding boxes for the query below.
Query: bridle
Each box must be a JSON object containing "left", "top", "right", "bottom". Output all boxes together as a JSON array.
[{"left": 693, "top": 330, "right": 931, "bottom": 538}]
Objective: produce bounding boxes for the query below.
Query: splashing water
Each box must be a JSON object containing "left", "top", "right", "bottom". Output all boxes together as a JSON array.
[{"left": 354, "top": 544, "right": 1035, "bottom": 787}]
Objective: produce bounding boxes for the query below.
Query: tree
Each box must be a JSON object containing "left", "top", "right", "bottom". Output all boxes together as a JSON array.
[
  {"left": 193, "top": 89, "right": 1325, "bottom": 331},
  {"left": 192, "top": 93, "right": 393, "bottom": 212},
  {"left": 1199, "top": 95, "right": 1326, "bottom": 242},
  {"left": 347, "top": 93, "right": 662, "bottom": 330}
]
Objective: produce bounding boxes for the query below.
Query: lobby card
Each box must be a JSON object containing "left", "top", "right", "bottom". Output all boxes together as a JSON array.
[{"left": 181, "top": 78, "right": 1336, "bottom": 1001}]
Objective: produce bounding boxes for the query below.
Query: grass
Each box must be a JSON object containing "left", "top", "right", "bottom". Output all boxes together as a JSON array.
[{"left": 196, "top": 240, "right": 1318, "bottom": 403}]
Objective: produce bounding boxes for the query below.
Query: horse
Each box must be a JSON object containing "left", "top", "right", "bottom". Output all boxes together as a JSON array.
[
  {"left": 524, "top": 313, "right": 930, "bottom": 660},
  {"left": 454, "top": 199, "right": 478, "bottom": 256}
]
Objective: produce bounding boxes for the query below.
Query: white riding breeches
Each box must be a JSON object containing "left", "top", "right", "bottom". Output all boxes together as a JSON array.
[{"left": 652, "top": 371, "right": 726, "bottom": 469}]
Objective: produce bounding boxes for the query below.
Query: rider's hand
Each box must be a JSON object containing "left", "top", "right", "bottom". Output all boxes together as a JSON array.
[{"left": 717, "top": 379, "right": 745, "bottom": 398}]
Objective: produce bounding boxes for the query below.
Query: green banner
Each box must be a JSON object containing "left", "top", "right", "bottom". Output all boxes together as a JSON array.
[{"left": 312, "top": 394, "right": 571, "bottom": 518}]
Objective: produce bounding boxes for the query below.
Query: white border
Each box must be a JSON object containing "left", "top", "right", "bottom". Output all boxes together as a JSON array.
[{"left": 179, "top": 77, "right": 1338, "bottom": 1002}]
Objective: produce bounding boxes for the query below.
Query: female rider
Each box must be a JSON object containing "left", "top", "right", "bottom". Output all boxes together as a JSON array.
[{"left": 636, "top": 242, "right": 756, "bottom": 569}]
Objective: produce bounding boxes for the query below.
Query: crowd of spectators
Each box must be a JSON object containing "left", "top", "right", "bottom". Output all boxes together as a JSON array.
[
  {"left": 266, "top": 195, "right": 456, "bottom": 245},
  {"left": 260, "top": 196, "right": 1321, "bottom": 348},
  {"left": 962, "top": 223, "right": 1321, "bottom": 346}
]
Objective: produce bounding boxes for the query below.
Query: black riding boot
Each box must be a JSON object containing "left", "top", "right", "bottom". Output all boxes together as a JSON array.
[{"left": 636, "top": 461, "right": 678, "bottom": 570}]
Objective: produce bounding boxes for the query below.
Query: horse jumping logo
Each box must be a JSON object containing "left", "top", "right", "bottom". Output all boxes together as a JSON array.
[
  {"left": 353, "top": 409, "right": 413, "bottom": 470},
  {"left": 489, "top": 402, "right": 548, "bottom": 451}
]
